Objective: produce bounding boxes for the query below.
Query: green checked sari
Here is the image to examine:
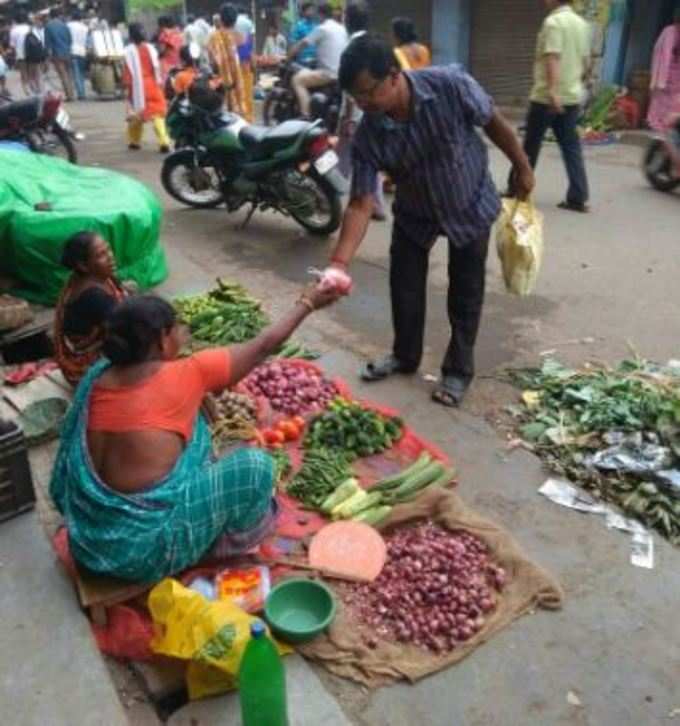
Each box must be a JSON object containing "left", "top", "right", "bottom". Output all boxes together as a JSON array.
[{"left": 50, "top": 360, "right": 274, "bottom": 583}]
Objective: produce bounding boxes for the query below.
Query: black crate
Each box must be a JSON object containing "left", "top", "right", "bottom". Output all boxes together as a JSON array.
[{"left": 0, "top": 420, "right": 36, "bottom": 523}]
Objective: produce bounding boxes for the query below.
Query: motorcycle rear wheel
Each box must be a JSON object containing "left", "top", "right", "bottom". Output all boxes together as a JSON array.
[
  {"left": 161, "top": 150, "right": 225, "bottom": 208},
  {"left": 644, "top": 140, "right": 680, "bottom": 192},
  {"left": 286, "top": 171, "right": 342, "bottom": 236}
]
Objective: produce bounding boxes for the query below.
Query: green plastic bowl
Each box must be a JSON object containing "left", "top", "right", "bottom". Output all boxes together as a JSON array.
[{"left": 264, "top": 578, "right": 337, "bottom": 644}]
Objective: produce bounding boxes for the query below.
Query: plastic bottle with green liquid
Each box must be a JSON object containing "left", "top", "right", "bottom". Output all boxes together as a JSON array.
[{"left": 239, "top": 620, "right": 289, "bottom": 726}]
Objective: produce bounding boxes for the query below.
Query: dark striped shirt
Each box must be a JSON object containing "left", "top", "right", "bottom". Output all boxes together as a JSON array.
[{"left": 351, "top": 65, "right": 501, "bottom": 248}]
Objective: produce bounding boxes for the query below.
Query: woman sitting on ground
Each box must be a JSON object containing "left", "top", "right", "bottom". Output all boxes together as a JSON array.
[
  {"left": 53, "top": 232, "right": 128, "bottom": 387},
  {"left": 50, "top": 286, "right": 340, "bottom": 583}
]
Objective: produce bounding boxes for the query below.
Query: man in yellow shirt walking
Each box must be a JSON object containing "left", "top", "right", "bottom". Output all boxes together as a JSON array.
[{"left": 509, "top": 0, "right": 591, "bottom": 212}]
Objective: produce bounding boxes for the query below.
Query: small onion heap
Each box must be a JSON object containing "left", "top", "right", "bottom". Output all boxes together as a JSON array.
[
  {"left": 242, "top": 361, "right": 337, "bottom": 417},
  {"left": 341, "top": 521, "right": 506, "bottom": 653}
]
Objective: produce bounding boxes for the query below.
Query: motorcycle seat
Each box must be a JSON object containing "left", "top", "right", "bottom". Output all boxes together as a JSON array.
[
  {"left": 240, "top": 120, "right": 313, "bottom": 153},
  {"left": 0, "top": 98, "right": 41, "bottom": 127}
]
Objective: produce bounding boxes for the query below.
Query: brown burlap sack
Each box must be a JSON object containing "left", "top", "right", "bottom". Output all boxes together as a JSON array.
[{"left": 299, "top": 488, "right": 564, "bottom": 687}]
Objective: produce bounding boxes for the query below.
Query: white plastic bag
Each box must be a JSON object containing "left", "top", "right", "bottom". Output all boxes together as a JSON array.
[{"left": 495, "top": 198, "right": 544, "bottom": 296}]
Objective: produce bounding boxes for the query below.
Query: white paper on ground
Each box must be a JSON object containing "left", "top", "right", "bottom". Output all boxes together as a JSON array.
[
  {"left": 539, "top": 478, "right": 654, "bottom": 569},
  {"left": 539, "top": 478, "right": 606, "bottom": 514},
  {"left": 630, "top": 530, "right": 654, "bottom": 569}
]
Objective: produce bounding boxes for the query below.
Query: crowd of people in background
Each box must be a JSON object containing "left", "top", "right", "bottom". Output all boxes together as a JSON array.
[
  {"left": 0, "top": 2, "right": 432, "bottom": 148},
  {"left": 1, "top": 7, "right": 105, "bottom": 99}
]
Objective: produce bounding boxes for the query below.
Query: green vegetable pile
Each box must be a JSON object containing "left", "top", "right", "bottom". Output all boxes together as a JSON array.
[
  {"left": 318, "top": 452, "right": 456, "bottom": 526},
  {"left": 304, "top": 397, "right": 403, "bottom": 459},
  {"left": 286, "top": 448, "right": 353, "bottom": 509},
  {"left": 508, "top": 357, "right": 680, "bottom": 543},
  {"left": 175, "top": 278, "right": 269, "bottom": 346}
]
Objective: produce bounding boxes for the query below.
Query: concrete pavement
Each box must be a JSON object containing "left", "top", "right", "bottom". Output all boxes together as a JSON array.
[
  {"left": 0, "top": 513, "right": 128, "bottom": 726},
  {"left": 1, "top": 87, "right": 678, "bottom": 725}
]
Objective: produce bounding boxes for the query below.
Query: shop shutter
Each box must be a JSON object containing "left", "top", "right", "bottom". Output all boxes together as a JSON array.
[{"left": 470, "top": 1, "right": 545, "bottom": 105}]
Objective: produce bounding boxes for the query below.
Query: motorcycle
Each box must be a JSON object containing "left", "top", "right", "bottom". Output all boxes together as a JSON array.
[
  {"left": 161, "top": 93, "right": 347, "bottom": 235},
  {"left": 0, "top": 91, "right": 78, "bottom": 163},
  {"left": 262, "top": 60, "right": 341, "bottom": 131},
  {"left": 643, "top": 120, "right": 680, "bottom": 193}
]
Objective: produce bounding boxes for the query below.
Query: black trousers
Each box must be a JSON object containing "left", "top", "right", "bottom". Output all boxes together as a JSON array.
[
  {"left": 390, "top": 226, "right": 490, "bottom": 382},
  {"left": 510, "top": 102, "right": 589, "bottom": 206}
]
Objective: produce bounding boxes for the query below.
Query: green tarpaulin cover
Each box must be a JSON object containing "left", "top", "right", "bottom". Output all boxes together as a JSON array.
[{"left": 0, "top": 150, "right": 168, "bottom": 306}]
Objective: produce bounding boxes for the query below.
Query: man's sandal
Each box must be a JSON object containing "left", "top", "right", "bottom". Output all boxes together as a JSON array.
[
  {"left": 360, "top": 355, "right": 415, "bottom": 382},
  {"left": 431, "top": 376, "right": 468, "bottom": 408}
]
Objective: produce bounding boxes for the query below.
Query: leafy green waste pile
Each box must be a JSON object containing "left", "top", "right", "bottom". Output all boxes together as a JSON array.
[{"left": 508, "top": 358, "right": 680, "bottom": 544}]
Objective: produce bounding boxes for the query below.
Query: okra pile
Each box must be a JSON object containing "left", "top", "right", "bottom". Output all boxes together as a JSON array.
[
  {"left": 304, "top": 398, "right": 404, "bottom": 459},
  {"left": 286, "top": 448, "right": 354, "bottom": 509}
]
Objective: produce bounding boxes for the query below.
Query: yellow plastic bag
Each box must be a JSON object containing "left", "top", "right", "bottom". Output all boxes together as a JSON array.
[
  {"left": 495, "top": 198, "right": 544, "bottom": 296},
  {"left": 148, "top": 578, "right": 291, "bottom": 700}
]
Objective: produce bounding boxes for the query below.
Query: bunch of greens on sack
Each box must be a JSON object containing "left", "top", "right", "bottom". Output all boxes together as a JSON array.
[{"left": 507, "top": 357, "right": 680, "bottom": 544}]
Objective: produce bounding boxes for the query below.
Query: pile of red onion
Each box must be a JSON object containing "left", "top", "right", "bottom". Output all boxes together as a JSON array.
[
  {"left": 242, "top": 361, "right": 338, "bottom": 417},
  {"left": 341, "top": 521, "right": 506, "bottom": 653}
]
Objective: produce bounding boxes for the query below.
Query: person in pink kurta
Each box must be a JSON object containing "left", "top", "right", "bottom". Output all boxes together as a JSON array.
[{"left": 648, "top": 11, "right": 680, "bottom": 131}]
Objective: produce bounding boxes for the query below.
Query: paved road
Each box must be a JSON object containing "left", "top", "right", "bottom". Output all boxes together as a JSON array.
[{"left": 43, "top": 97, "right": 680, "bottom": 724}]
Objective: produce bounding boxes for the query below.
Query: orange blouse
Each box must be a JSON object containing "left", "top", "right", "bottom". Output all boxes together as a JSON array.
[{"left": 88, "top": 349, "right": 232, "bottom": 441}]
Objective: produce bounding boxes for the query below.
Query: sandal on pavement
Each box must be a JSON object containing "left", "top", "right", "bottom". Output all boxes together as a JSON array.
[
  {"left": 431, "top": 376, "right": 468, "bottom": 408},
  {"left": 360, "top": 354, "right": 415, "bottom": 382},
  {"left": 557, "top": 201, "right": 590, "bottom": 213}
]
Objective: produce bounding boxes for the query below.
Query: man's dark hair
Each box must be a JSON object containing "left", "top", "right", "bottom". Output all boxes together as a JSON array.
[
  {"left": 61, "top": 231, "right": 97, "bottom": 271},
  {"left": 71, "top": 9, "right": 83, "bottom": 21},
  {"left": 345, "top": 2, "right": 369, "bottom": 35},
  {"left": 49, "top": 8, "right": 62, "bottom": 19},
  {"left": 318, "top": 3, "right": 333, "bottom": 20},
  {"left": 186, "top": 13, "right": 196, "bottom": 23},
  {"left": 158, "top": 15, "right": 174, "bottom": 28},
  {"left": 103, "top": 296, "right": 177, "bottom": 366},
  {"left": 128, "top": 22, "right": 146, "bottom": 44},
  {"left": 179, "top": 44, "right": 196, "bottom": 66},
  {"left": 219, "top": 3, "right": 238, "bottom": 27},
  {"left": 391, "top": 17, "right": 417, "bottom": 45},
  {"left": 339, "top": 33, "right": 399, "bottom": 92},
  {"left": 15, "top": 11, "right": 28, "bottom": 24}
]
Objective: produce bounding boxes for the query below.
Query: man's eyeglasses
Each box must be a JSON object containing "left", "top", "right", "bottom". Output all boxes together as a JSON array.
[{"left": 350, "top": 76, "right": 387, "bottom": 102}]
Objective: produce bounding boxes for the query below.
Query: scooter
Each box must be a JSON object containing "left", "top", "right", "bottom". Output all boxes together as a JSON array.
[
  {"left": 262, "top": 60, "right": 341, "bottom": 131},
  {"left": 643, "top": 120, "right": 680, "bottom": 193},
  {"left": 161, "top": 93, "right": 347, "bottom": 235},
  {"left": 0, "top": 91, "right": 79, "bottom": 163}
]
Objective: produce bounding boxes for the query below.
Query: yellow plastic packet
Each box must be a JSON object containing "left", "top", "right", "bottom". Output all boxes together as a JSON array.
[
  {"left": 148, "top": 578, "right": 291, "bottom": 700},
  {"left": 495, "top": 198, "right": 544, "bottom": 296}
]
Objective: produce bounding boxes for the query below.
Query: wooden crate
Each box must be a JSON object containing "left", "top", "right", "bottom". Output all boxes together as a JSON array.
[{"left": 0, "top": 421, "right": 35, "bottom": 522}]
